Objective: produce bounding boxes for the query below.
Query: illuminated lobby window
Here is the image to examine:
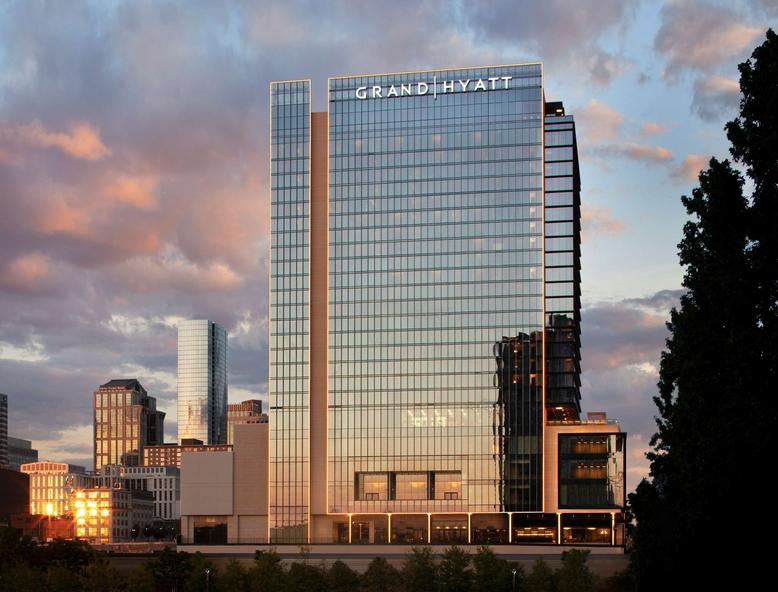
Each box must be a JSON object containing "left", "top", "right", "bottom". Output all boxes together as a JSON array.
[
  {"left": 394, "top": 473, "right": 429, "bottom": 501},
  {"left": 561, "top": 513, "right": 611, "bottom": 545},
  {"left": 433, "top": 472, "right": 461, "bottom": 500},
  {"left": 356, "top": 472, "right": 388, "bottom": 501}
]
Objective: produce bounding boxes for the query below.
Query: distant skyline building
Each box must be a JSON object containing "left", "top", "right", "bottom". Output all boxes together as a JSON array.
[
  {"left": 227, "top": 399, "right": 266, "bottom": 445},
  {"left": 93, "top": 379, "right": 165, "bottom": 470},
  {"left": 177, "top": 319, "right": 228, "bottom": 444},
  {"left": 21, "top": 461, "right": 89, "bottom": 517},
  {"left": 0, "top": 393, "right": 7, "bottom": 467},
  {"left": 7, "top": 436, "right": 38, "bottom": 471},
  {"left": 143, "top": 440, "right": 232, "bottom": 468},
  {"left": 93, "top": 464, "right": 180, "bottom": 521},
  {"left": 267, "top": 64, "right": 626, "bottom": 545}
]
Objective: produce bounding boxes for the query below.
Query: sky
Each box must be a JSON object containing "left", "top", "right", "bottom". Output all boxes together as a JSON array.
[{"left": 0, "top": 0, "right": 774, "bottom": 492}]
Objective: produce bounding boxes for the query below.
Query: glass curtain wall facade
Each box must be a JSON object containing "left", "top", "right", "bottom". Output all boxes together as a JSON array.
[
  {"left": 328, "top": 65, "right": 544, "bottom": 517},
  {"left": 269, "top": 80, "right": 311, "bottom": 542},
  {"left": 177, "top": 320, "right": 228, "bottom": 445}
]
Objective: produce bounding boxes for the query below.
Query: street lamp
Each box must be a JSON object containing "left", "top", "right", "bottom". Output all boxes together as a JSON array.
[
  {"left": 205, "top": 567, "right": 210, "bottom": 592},
  {"left": 512, "top": 568, "right": 518, "bottom": 592}
]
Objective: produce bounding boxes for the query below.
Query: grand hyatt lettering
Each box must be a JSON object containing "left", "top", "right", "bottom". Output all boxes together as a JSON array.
[{"left": 355, "top": 76, "right": 512, "bottom": 99}]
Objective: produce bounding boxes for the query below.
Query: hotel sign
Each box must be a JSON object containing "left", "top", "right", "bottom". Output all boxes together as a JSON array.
[{"left": 355, "top": 76, "right": 513, "bottom": 100}]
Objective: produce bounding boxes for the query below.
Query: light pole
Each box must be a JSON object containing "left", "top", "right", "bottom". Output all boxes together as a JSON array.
[
  {"left": 205, "top": 567, "right": 210, "bottom": 592},
  {"left": 512, "top": 568, "right": 517, "bottom": 592}
]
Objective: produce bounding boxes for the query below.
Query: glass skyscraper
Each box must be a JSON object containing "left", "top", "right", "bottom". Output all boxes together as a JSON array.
[
  {"left": 269, "top": 64, "right": 625, "bottom": 546},
  {"left": 177, "top": 319, "right": 228, "bottom": 445}
]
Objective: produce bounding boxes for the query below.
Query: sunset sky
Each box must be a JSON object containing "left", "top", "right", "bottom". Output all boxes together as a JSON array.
[{"left": 0, "top": 0, "right": 774, "bottom": 491}]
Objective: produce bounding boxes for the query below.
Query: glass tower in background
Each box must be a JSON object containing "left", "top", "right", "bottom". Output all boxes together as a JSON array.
[
  {"left": 270, "top": 65, "right": 621, "bottom": 545},
  {"left": 177, "top": 319, "right": 228, "bottom": 444}
]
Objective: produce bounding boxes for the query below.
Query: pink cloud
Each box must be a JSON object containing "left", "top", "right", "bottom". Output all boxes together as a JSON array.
[
  {"left": 639, "top": 121, "right": 671, "bottom": 135},
  {"left": 581, "top": 204, "right": 626, "bottom": 241},
  {"left": 0, "top": 252, "right": 51, "bottom": 291},
  {"left": 2, "top": 120, "right": 110, "bottom": 161},
  {"left": 102, "top": 175, "right": 158, "bottom": 210},
  {"left": 655, "top": 1, "right": 764, "bottom": 76},
  {"left": 672, "top": 153, "right": 710, "bottom": 183},
  {"left": 575, "top": 99, "right": 624, "bottom": 143}
]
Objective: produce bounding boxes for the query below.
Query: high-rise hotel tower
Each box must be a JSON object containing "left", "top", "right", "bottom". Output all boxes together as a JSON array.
[{"left": 269, "top": 64, "right": 626, "bottom": 546}]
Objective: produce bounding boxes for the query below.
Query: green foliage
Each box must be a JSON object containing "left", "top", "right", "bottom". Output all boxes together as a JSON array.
[
  {"left": 39, "top": 538, "right": 96, "bottom": 574},
  {"left": 82, "top": 557, "right": 123, "bottom": 592},
  {"left": 219, "top": 559, "right": 249, "bottom": 592},
  {"left": 361, "top": 556, "right": 400, "bottom": 592},
  {"left": 629, "top": 28, "right": 778, "bottom": 586},
  {"left": 45, "top": 564, "right": 84, "bottom": 592},
  {"left": 325, "top": 560, "right": 359, "bottom": 592},
  {"left": 471, "top": 546, "right": 516, "bottom": 592},
  {"left": 437, "top": 546, "right": 472, "bottom": 592},
  {"left": 0, "top": 561, "right": 46, "bottom": 592},
  {"left": 285, "top": 562, "right": 326, "bottom": 592},
  {"left": 0, "top": 528, "right": 37, "bottom": 570},
  {"left": 185, "top": 552, "right": 217, "bottom": 592},
  {"left": 249, "top": 550, "right": 286, "bottom": 592},
  {"left": 401, "top": 546, "right": 436, "bottom": 592},
  {"left": 524, "top": 558, "right": 555, "bottom": 592},
  {"left": 556, "top": 550, "right": 594, "bottom": 592},
  {"left": 148, "top": 547, "right": 194, "bottom": 591},
  {"left": 125, "top": 567, "right": 155, "bottom": 592}
]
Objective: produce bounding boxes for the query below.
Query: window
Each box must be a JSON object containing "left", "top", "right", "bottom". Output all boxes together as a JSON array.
[
  {"left": 356, "top": 473, "right": 388, "bottom": 501},
  {"left": 395, "top": 473, "right": 428, "bottom": 500}
]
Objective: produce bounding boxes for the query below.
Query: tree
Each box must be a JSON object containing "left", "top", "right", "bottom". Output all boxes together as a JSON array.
[
  {"left": 148, "top": 547, "right": 193, "bottom": 591},
  {"left": 184, "top": 553, "right": 217, "bottom": 592},
  {"left": 471, "top": 546, "right": 515, "bottom": 592},
  {"left": 285, "top": 562, "right": 325, "bottom": 592},
  {"left": 219, "top": 559, "right": 249, "bottom": 592},
  {"left": 325, "top": 560, "right": 359, "bottom": 592},
  {"left": 401, "top": 547, "right": 436, "bottom": 592},
  {"left": 0, "top": 528, "right": 37, "bottom": 570},
  {"left": 523, "top": 559, "right": 555, "bottom": 592},
  {"left": 437, "top": 546, "right": 472, "bottom": 592},
  {"left": 82, "top": 557, "right": 123, "bottom": 592},
  {"left": 249, "top": 550, "right": 285, "bottom": 592},
  {"left": 38, "top": 538, "right": 96, "bottom": 574},
  {"left": 628, "top": 29, "right": 778, "bottom": 586},
  {"left": 361, "top": 557, "right": 400, "bottom": 592},
  {"left": 555, "top": 550, "right": 594, "bottom": 592}
]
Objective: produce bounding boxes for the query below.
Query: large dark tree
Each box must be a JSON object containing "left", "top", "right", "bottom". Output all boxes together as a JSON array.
[{"left": 629, "top": 29, "right": 778, "bottom": 585}]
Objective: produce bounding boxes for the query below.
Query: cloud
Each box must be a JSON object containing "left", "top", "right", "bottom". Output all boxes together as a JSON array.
[
  {"left": 655, "top": 0, "right": 764, "bottom": 77},
  {"left": 575, "top": 99, "right": 625, "bottom": 143},
  {"left": 691, "top": 75, "right": 740, "bottom": 122},
  {"left": 581, "top": 289, "right": 684, "bottom": 491},
  {"left": 581, "top": 204, "right": 626, "bottom": 241},
  {"left": 598, "top": 142, "right": 674, "bottom": 163},
  {"left": 1, "top": 120, "right": 110, "bottom": 160},
  {"left": 672, "top": 153, "right": 711, "bottom": 183},
  {"left": 0, "top": 252, "right": 51, "bottom": 293},
  {"left": 639, "top": 121, "right": 672, "bottom": 135}
]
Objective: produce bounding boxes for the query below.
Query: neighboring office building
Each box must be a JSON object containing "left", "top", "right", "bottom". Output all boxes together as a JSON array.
[
  {"left": 227, "top": 399, "right": 266, "bottom": 445},
  {"left": 72, "top": 487, "right": 154, "bottom": 544},
  {"left": 94, "top": 464, "right": 180, "bottom": 521},
  {"left": 268, "top": 64, "right": 626, "bottom": 545},
  {"left": 7, "top": 436, "right": 39, "bottom": 470},
  {"left": 0, "top": 466, "right": 29, "bottom": 526},
  {"left": 180, "top": 423, "right": 268, "bottom": 544},
  {"left": 21, "top": 461, "right": 90, "bottom": 517},
  {"left": 93, "top": 379, "right": 165, "bottom": 470},
  {"left": 143, "top": 439, "right": 232, "bottom": 468},
  {"left": 0, "top": 393, "right": 7, "bottom": 467},
  {"left": 177, "top": 320, "right": 228, "bottom": 445}
]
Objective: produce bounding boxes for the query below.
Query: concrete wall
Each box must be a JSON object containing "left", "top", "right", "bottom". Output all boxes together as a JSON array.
[
  {"left": 181, "top": 451, "right": 233, "bottom": 515},
  {"left": 233, "top": 423, "right": 268, "bottom": 515},
  {"left": 310, "top": 111, "right": 328, "bottom": 519}
]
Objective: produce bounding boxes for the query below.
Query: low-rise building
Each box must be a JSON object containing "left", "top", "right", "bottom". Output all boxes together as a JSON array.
[
  {"left": 144, "top": 439, "right": 231, "bottom": 468},
  {"left": 21, "top": 461, "right": 91, "bottom": 517},
  {"left": 94, "top": 464, "right": 180, "bottom": 520},
  {"left": 72, "top": 487, "right": 154, "bottom": 544},
  {"left": 227, "top": 399, "right": 266, "bottom": 445},
  {"left": 180, "top": 422, "right": 268, "bottom": 544}
]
